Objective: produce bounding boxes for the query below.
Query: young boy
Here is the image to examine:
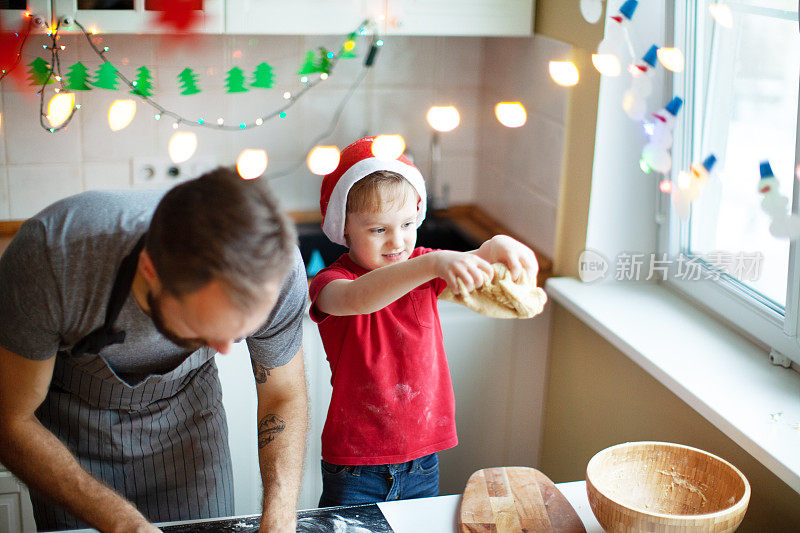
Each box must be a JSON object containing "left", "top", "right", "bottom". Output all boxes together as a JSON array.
[{"left": 309, "top": 136, "right": 539, "bottom": 507}]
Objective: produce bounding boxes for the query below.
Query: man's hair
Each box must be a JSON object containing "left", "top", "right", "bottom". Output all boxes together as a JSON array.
[
  {"left": 146, "top": 167, "right": 297, "bottom": 310},
  {"left": 346, "top": 170, "right": 417, "bottom": 215}
]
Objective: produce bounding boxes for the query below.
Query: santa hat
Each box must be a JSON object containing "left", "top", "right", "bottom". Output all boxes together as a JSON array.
[{"left": 320, "top": 136, "right": 427, "bottom": 246}]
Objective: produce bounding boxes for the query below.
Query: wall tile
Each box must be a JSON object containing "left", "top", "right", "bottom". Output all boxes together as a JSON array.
[
  {"left": 527, "top": 35, "right": 570, "bottom": 125},
  {"left": 80, "top": 90, "right": 159, "bottom": 161},
  {"left": 8, "top": 164, "right": 82, "bottom": 219},
  {"left": 369, "top": 36, "right": 437, "bottom": 88},
  {"left": 84, "top": 161, "right": 131, "bottom": 190},
  {"left": 524, "top": 112, "right": 564, "bottom": 202},
  {"left": 153, "top": 90, "right": 232, "bottom": 164},
  {"left": 0, "top": 167, "right": 9, "bottom": 219},
  {"left": 2, "top": 89, "right": 83, "bottom": 164},
  {"left": 434, "top": 37, "right": 483, "bottom": 90},
  {"left": 437, "top": 153, "right": 477, "bottom": 207},
  {"left": 368, "top": 87, "right": 436, "bottom": 164},
  {"left": 78, "top": 34, "right": 156, "bottom": 66}
]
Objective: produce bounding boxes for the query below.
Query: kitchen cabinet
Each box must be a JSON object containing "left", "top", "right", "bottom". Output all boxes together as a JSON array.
[
  {"left": 50, "top": 0, "right": 224, "bottom": 34},
  {"left": 226, "top": 0, "right": 533, "bottom": 36},
  {"left": 0, "top": 465, "right": 36, "bottom": 533},
  {"left": 225, "top": 0, "right": 365, "bottom": 36},
  {"left": 0, "top": 1, "right": 49, "bottom": 29},
  {"left": 382, "top": 0, "right": 533, "bottom": 36}
]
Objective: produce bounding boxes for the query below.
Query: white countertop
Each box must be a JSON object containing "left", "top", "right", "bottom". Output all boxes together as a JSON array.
[
  {"left": 63, "top": 481, "right": 602, "bottom": 532},
  {"left": 378, "top": 481, "right": 602, "bottom": 533}
]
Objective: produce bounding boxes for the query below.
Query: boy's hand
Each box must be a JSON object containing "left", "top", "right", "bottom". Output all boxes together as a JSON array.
[
  {"left": 433, "top": 250, "right": 495, "bottom": 295},
  {"left": 478, "top": 235, "right": 539, "bottom": 283}
]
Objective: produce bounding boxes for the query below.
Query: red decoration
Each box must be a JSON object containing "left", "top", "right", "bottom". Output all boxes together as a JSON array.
[
  {"left": 0, "top": 17, "right": 32, "bottom": 89},
  {"left": 148, "top": 0, "right": 203, "bottom": 33}
]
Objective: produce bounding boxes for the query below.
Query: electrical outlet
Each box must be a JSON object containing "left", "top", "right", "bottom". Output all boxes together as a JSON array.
[{"left": 131, "top": 157, "right": 219, "bottom": 188}]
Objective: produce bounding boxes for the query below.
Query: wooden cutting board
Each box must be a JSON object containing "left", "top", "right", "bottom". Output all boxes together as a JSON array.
[{"left": 459, "top": 467, "right": 586, "bottom": 532}]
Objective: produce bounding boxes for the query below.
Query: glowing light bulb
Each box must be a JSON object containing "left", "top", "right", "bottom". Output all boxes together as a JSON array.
[
  {"left": 371, "top": 135, "right": 406, "bottom": 160},
  {"left": 107, "top": 99, "right": 136, "bottom": 131},
  {"left": 236, "top": 149, "right": 268, "bottom": 180},
  {"left": 494, "top": 102, "right": 527, "bottom": 128},
  {"left": 548, "top": 61, "right": 580, "bottom": 86},
  {"left": 46, "top": 92, "right": 75, "bottom": 128},
  {"left": 168, "top": 131, "right": 197, "bottom": 164},
  {"left": 659, "top": 180, "right": 673, "bottom": 194},
  {"left": 320, "top": 73, "right": 328, "bottom": 80},
  {"left": 677, "top": 170, "right": 691, "bottom": 190},
  {"left": 283, "top": 92, "right": 291, "bottom": 99},
  {"left": 639, "top": 158, "right": 652, "bottom": 174},
  {"left": 307, "top": 146, "right": 341, "bottom": 176},
  {"left": 344, "top": 40, "right": 355, "bottom": 51},
  {"left": 579, "top": 0, "right": 603, "bottom": 23},
  {"left": 426, "top": 106, "right": 460, "bottom": 132},
  {"left": 709, "top": 3, "right": 733, "bottom": 28},
  {"left": 656, "top": 47, "right": 684, "bottom": 72},
  {"left": 591, "top": 53, "right": 621, "bottom": 76},
  {"left": 216, "top": 117, "right": 224, "bottom": 126}
]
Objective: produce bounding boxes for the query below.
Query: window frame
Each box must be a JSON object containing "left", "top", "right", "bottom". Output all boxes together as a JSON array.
[{"left": 660, "top": 0, "right": 800, "bottom": 364}]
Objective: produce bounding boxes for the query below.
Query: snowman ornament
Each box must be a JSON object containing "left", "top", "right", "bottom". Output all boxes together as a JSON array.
[
  {"left": 593, "top": 0, "right": 639, "bottom": 76},
  {"left": 758, "top": 161, "right": 800, "bottom": 239},
  {"left": 641, "top": 96, "right": 683, "bottom": 174},
  {"left": 623, "top": 45, "right": 659, "bottom": 122}
]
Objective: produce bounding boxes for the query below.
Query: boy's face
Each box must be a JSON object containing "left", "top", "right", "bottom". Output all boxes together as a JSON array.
[{"left": 344, "top": 187, "right": 419, "bottom": 271}]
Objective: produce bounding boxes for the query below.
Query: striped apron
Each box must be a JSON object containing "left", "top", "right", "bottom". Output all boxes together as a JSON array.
[{"left": 30, "top": 238, "right": 235, "bottom": 531}]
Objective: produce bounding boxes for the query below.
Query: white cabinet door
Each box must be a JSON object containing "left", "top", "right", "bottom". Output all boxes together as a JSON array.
[
  {"left": 51, "top": 0, "right": 224, "bottom": 34},
  {"left": 0, "top": 469, "right": 36, "bottom": 533},
  {"left": 381, "top": 0, "right": 533, "bottom": 36},
  {"left": 217, "top": 317, "right": 333, "bottom": 514},
  {"left": 0, "top": 1, "right": 49, "bottom": 29},
  {"left": 226, "top": 0, "right": 366, "bottom": 35}
]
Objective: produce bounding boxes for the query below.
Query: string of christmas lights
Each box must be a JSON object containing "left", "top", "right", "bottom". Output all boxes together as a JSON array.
[{"left": 33, "top": 17, "right": 382, "bottom": 134}]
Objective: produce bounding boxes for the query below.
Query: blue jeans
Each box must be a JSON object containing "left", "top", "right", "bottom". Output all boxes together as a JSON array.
[{"left": 318, "top": 452, "right": 440, "bottom": 507}]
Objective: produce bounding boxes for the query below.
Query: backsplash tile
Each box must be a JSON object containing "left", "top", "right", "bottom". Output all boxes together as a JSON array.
[
  {"left": 2, "top": 89, "right": 83, "bottom": 165},
  {"left": 8, "top": 164, "right": 82, "bottom": 219},
  {"left": 84, "top": 161, "right": 131, "bottom": 190},
  {"left": 0, "top": 166, "right": 9, "bottom": 219}
]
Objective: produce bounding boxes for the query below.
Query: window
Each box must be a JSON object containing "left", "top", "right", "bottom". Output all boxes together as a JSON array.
[{"left": 665, "top": 1, "right": 800, "bottom": 363}]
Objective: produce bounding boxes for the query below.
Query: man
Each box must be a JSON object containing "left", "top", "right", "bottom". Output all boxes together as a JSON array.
[{"left": 0, "top": 168, "right": 308, "bottom": 532}]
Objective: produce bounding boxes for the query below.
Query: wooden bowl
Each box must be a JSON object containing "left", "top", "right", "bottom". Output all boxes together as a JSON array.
[{"left": 586, "top": 442, "right": 750, "bottom": 532}]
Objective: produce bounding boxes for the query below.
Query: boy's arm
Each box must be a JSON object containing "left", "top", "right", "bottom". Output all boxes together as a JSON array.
[
  {"left": 471, "top": 235, "right": 539, "bottom": 282},
  {"left": 315, "top": 251, "right": 493, "bottom": 316}
]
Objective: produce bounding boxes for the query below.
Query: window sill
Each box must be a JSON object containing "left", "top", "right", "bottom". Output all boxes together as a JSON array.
[{"left": 545, "top": 277, "right": 800, "bottom": 493}]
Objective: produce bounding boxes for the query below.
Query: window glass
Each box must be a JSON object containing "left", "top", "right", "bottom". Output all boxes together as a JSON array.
[{"left": 688, "top": 1, "right": 799, "bottom": 308}]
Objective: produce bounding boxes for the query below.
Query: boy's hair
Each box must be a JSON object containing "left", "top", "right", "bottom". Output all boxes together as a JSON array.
[
  {"left": 345, "top": 171, "right": 417, "bottom": 215},
  {"left": 146, "top": 167, "right": 297, "bottom": 310}
]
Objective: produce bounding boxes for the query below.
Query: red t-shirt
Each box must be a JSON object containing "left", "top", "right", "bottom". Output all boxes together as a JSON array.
[{"left": 308, "top": 248, "right": 458, "bottom": 465}]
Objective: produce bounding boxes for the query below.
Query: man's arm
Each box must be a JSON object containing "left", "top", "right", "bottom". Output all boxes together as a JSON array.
[
  {"left": 315, "top": 250, "right": 494, "bottom": 316},
  {"left": 0, "top": 345, "right": 159, "bottom": 533},
  {"left": 252, "top": 348, "right": 307, "bottom": 533}
]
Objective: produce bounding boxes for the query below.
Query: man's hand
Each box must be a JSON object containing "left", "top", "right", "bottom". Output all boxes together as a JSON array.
[
  {"left": 475, "top": 235, "right": 539, "bottom": 283},
  {"left": 258, "top": 513, "right": 296, "bottom": 533},
  {"left": 433, "top": 250, "right": 495, "bottom": 295}
]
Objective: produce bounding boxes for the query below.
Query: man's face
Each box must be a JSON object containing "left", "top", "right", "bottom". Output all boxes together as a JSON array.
[{"left": 147, "top": 279, "right": 279, "bottom": 354}]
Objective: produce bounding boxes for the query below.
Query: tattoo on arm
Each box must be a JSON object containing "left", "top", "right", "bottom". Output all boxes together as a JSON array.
[
  {"left": 258, "top": 414, "right": 286, "bottom": 448},
  {"left": 251, "top": 360, "right": 272, "bottom": 384}
]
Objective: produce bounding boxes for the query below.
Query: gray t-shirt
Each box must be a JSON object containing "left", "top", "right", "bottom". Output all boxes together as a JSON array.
[{"left": 0, "top": 189, "right": 307, "bottom": 384}]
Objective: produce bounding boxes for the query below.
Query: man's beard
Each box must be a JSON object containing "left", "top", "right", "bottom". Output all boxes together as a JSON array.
[{"left": 146, "top": 291, "right": 205, "bottom": 352}]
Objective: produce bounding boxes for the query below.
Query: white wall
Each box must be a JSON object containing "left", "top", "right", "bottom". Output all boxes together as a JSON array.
[{"left": 0, "top": 33, "right": 485, "bottom": 218}]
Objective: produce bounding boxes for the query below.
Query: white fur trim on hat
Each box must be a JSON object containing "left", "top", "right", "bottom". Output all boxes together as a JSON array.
[{"left": 321, "top": 158, "right": 427, "bottom": 246}]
